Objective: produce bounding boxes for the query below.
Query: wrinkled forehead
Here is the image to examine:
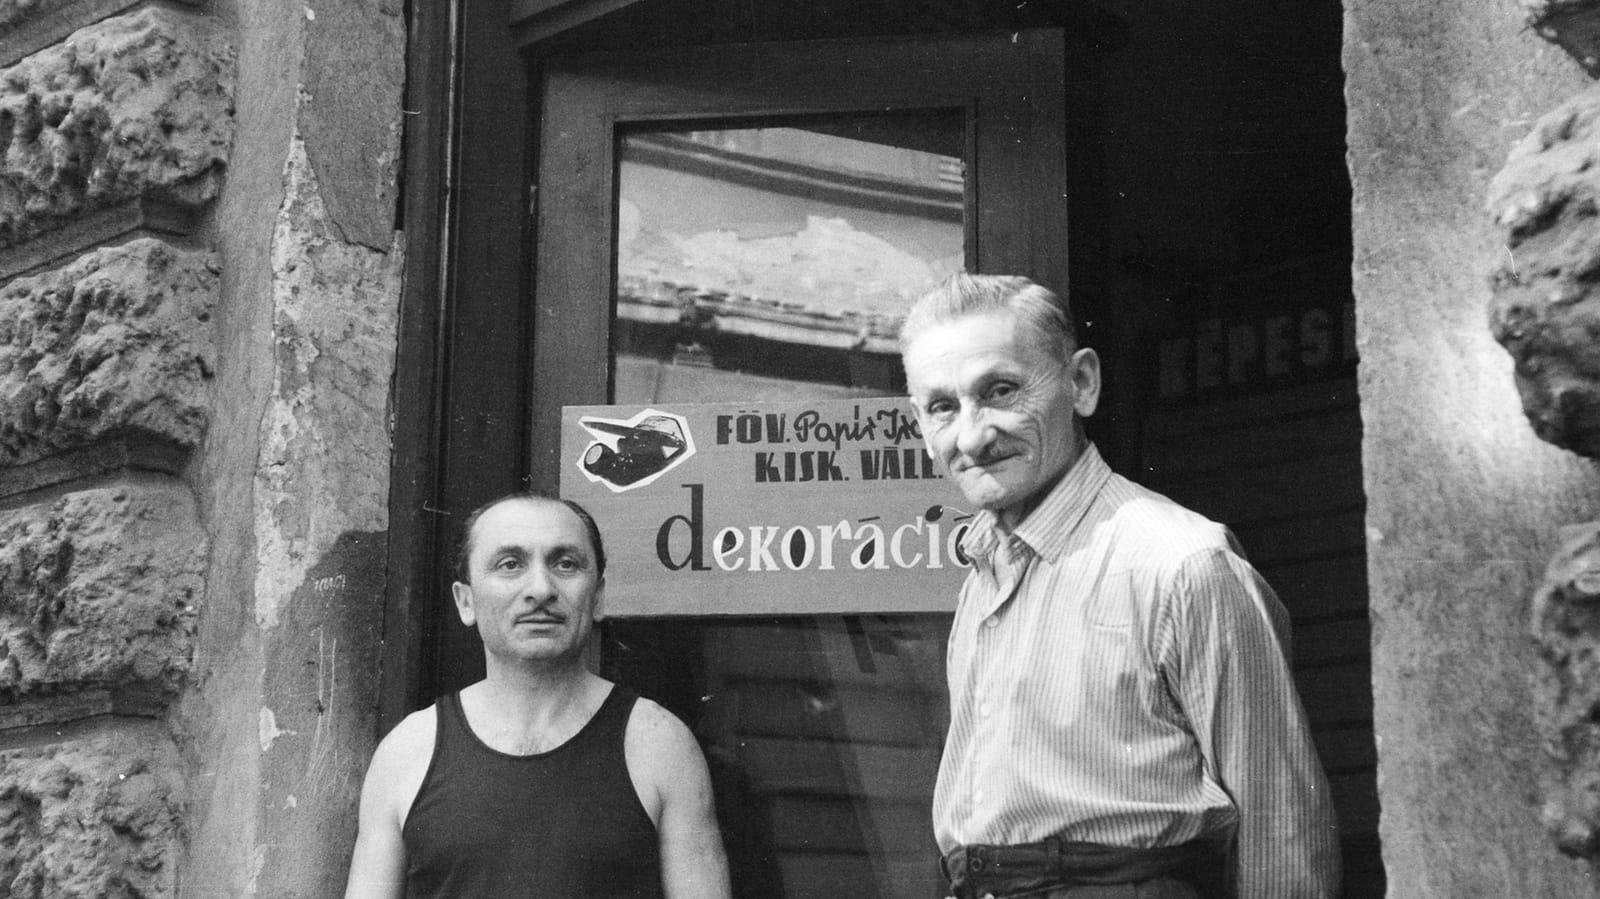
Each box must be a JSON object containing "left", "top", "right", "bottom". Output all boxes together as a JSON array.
[
  {"left": 467, "top": 498, "right": 593, "bottom": 561},
  {"left": 903, "top": 311, "right": 1058, "bottom": 391}
]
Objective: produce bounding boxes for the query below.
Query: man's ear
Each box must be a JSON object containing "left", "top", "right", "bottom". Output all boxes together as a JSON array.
[
  {"left": 591, "top": 577, "right": 607, "bottom": 623},
  {"left": 451, "top": 581, "right": 477, "bottom": 627},
  {"left": 1069, "top": 347, "right": 1101, "bottom": 418}
]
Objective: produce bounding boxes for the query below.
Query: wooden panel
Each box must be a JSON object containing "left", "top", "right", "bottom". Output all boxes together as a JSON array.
[
  {"left": 878, "top": 857, "right": 947, "bottom": 899},
  {"left": 739, "top": 737, "right": 940, "bottom": 799},
  {"left": 774, "top": 852, "right": 878, "bottom": 899},
  {"left": 1232, "top": 511, "right": 1364, "bottom": 566},
  {"left": 1154, "top": 450, "right": 1364, "bottom": 527},
  {"left": 771, "top": 851, "right": 944, "bottom": 899},
  {"left": 1313, "top": 724, "right": 1378, "bottom": 774},
  {"left": 382, "top": 0, "right": 459, "bottom": 725},
  {"left": 733, "top": 681, "right": 945, "bottom": 745},
  {"left": 1293, "top": 616, "right": 1371, "bottom": 668},
  {"left": 1142, "top": 406, "right": 1362, "bottom": 477},
  {"left": 1340, "top": 832, "right": 1387, "bottom": 894},
  {"left": 1141, "top": 379, "right": 1358, "bottom": 438},
  {"left": 415, "top": 0, "right": 537, "bottom": 700},
  {"left": 709, "top": 621, "right": 947, "bottom": 690},
  {"left": 1260, "top": 554, "right": 1370, "bottom": 619},
  {"left": 1294, "top": 662, "right": 1373, "bottom": 728},
  {"left": 1330, "top": 772, "right": 1381, "bottom": 836},
  {"left": 767, "top": 797, "right": 932, "bottom": 853}
]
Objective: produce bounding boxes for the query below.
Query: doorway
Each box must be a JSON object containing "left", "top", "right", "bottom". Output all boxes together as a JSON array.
[
  {"left": 402, "top": 1, "right": 1375, "bottom": 894},
  {"left": 535, "top": 31, "right": 1072, "bottom": 897}
]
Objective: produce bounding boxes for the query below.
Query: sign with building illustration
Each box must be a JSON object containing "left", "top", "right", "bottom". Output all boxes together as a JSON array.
[{"left": 560, "top": 398, "right": 971, "bottom": 616}]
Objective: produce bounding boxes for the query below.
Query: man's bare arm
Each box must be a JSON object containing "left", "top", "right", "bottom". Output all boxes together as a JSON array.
[
  {"left": 626, "top": 699, "right": 733, "bottom": 899},
  {"left": 343, "top": 708, "right": 435, "bottom": 899}
]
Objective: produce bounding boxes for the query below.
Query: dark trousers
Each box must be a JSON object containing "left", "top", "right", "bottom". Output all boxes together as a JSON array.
[{"left": 940, "top": 838, "right": 1228, "bottom": 899}]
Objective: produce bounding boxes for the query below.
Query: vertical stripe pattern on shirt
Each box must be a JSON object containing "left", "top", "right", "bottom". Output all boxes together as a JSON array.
[{"left": 932, "top": 445, "right": 1341, "bottom": 898}]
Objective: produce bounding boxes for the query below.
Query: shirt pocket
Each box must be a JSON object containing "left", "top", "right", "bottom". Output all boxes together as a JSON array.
[{"left": 1086, "top": 569, "right": 1136, "bottom": 629}]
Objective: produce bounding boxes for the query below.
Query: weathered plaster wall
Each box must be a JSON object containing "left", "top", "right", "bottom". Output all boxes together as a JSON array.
[
  {"left": 177, "top": 1, "right": 404, "bottom": 897},
  {"left": 0, "top": 0, "right": 405, "bottom": 895},
  {"left": 1346, "top": 0, "right": 1600, "bottom": 893}
]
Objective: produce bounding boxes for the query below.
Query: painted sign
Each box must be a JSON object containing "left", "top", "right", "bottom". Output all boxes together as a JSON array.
[
  {"left": 560, "top": 398, "right": 971, "bottom": 617},
  {"left": 1152, "top": 299, "right": 1358, "bottom": 403}
]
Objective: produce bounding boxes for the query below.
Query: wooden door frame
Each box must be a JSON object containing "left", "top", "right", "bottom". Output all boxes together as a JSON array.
[
  {"left": 383, "top": 0, "right": 535, "bottom": 726},
  {"left": 530, "top": 31, "right": 1073, "bottom": 490},
  {"left": 384, "top": 7, "right": 1107, "bottom": 724}
]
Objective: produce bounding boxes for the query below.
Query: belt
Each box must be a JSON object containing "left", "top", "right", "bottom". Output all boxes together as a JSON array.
[{"left": 940, "top": 836, "right": 1224, "bottom": 899}]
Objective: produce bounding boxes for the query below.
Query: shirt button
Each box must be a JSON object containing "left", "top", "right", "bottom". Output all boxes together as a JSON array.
[
  {"left": 979, "top": 702, "right": 992, "bottom": 718},
  {"left": 984, "top": 615, "right": 999, "bottom": 629},
  {"left": 973, "top": 789, "right": 986, "bottom": 805}
]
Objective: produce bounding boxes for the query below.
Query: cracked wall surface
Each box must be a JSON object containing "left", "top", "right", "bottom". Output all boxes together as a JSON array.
[
  {"left": 174, "top": 2, "right": 405, "bottom": 896},
  {"left": 240, "top": 119, "right": 399, "bottom": 899}
]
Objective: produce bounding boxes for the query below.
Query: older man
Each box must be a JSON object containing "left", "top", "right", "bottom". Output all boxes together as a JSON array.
[
  {"left": 901, "top": 274, "right": 1339, "bottom": 898},
  {"left": 343, "top": 493, "right": 731, "bottom": 899}
]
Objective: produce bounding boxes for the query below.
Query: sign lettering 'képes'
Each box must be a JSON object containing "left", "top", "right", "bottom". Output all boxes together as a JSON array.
[{"left": 560, "top": 398, "right": 971, "bottom": 617}]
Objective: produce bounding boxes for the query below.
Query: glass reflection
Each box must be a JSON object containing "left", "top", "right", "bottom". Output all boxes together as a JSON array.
[
  {"left": 614, "top": 115, "right": 964, "bottom": 401},
  {"left": 609, "top": 114, "right": 965, "bottom": 899}
]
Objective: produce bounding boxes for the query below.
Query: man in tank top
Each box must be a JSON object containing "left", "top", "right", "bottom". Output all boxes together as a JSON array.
[{"left": 343, "top": 493, "right": 732, "bottom": 898}]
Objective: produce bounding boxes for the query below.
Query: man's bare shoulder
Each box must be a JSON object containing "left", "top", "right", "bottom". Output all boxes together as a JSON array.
[
  {"left": 623, "top": 696, "right": 707, "bottom": 792},
  {"left": 363, "top": 704, "right": 439, "bottom": 822},
  {"left": 623, "top": 695, "right": 698, "bottom": 758},
  {"left": 378, "top": 705, "right": 438, "bottom": 760}
]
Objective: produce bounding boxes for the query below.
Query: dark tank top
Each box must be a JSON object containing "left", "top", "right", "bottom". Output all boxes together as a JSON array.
[{"left": 401, "top": 685, "right": 664, "bottom": 898}]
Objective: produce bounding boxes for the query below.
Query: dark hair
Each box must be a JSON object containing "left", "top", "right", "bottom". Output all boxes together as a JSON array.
[
  {"left": 899, "top": 273, "right": 1077, "bottom": 362},
  {"left": 452, "top": 492, "right": 607, "bottom": 583}
]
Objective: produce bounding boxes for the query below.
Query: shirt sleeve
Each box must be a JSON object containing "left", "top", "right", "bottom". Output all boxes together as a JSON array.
[{"left": 1155, "top": 547, "right": 1343, "bottom": 899}]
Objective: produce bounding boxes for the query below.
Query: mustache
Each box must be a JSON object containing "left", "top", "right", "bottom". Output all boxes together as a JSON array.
[
  {"left": 514, "top": 607, "right": 567, "bottom": 623},
  {"left": 955, "top": 446, "right": 1015, "bottom": 468}
]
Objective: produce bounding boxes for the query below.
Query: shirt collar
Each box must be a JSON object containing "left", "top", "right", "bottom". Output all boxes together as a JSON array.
[{"left": 960, "top": 443, "right": 1112, "bottom": 567}]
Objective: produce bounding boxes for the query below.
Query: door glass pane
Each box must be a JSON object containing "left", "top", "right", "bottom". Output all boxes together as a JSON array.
[
  {"left": 614, "top": 113, "right": 965, "bottom": 401},
  {"left": 608, "top": 113, "right": 964, "bottom": 899}
]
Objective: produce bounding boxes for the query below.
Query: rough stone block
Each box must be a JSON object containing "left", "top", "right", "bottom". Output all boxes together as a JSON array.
[
  {"left": 0, "top": 6, "right": 234, "bottom": 249},
  {"left": 1531, "top": 519, "right": 1600, "bottom": 857},
  {"left": 0, "top": 0, "right": 198, "bottom": 69},
  {"left": 0, "top": 481, "right": 203, "bottom": 697},
  {"left": 0, "top": 238, "right": 217, "bottom": 469},
  {"left": 1486, "top": 85, "right": 1600, "bottom": 459},
  {"left": 1525, "top": 0, "right": 1600, "bottom": 76},
  {"left": 0, "top": 725, "right": 182, "bottom": 897}
]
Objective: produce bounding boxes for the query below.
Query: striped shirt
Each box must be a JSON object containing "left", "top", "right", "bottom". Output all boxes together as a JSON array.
[{"left": 933, "top": 444, "right": 1341, "bottom": 898}]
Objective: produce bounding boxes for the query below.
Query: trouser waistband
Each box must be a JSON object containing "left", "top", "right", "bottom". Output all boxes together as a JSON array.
[{"left": 940, "top": 836, "right": 1224, "bottom": 899}]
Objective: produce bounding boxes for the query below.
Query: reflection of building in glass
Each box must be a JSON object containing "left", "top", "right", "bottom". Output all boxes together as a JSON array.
[{"left": 616, "top": 124, "right": 964, "bottom": 392}]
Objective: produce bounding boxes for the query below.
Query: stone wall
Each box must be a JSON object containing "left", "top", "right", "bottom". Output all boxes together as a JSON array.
[
  {"left": 1485, "top": 0, "right": 1600, "bottom": 871},
  {"left": 0, "top": 0, "right": 405, "bottom": 895},
  {"left": 1347, "top": 0, "right": 1600, "bottom": 893}
]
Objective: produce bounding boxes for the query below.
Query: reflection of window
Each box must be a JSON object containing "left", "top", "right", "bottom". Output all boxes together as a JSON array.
[{"left": 614, "top": 116, "right": 965, "bottom": 394}]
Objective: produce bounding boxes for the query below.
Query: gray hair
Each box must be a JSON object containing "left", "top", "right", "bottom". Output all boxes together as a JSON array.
[{"left": 899, "top": 274, "right": 1076, "bottom": 362}]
